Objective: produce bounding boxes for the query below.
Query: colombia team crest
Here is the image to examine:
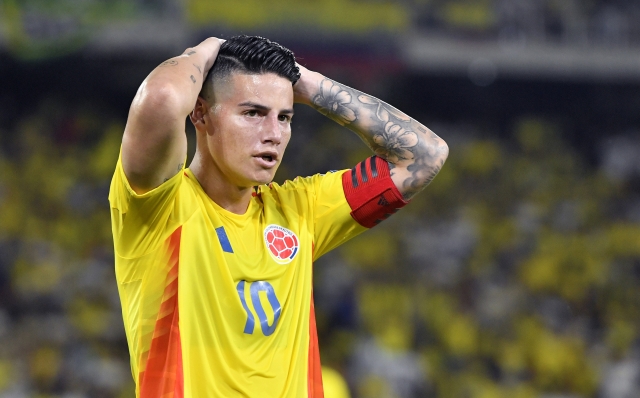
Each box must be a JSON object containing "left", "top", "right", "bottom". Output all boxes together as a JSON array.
[{"left": 264, "top": 224, "right": 299, "bottom": 264}]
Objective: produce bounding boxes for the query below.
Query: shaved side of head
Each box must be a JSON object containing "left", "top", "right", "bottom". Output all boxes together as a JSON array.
[{"left": 200, "top": 35, "right": 300, "bottom": 105}]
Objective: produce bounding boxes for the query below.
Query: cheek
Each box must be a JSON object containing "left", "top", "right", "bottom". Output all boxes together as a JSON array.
[
  {"left": 282, "top": 129, "right": 292, "bottom": 146},
  {"left": 211, "top": 119, "right": 242, "bottom": 149}
]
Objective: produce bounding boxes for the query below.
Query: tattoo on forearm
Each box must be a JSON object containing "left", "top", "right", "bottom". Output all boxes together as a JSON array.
[
  {"left": 311, "top": 78, "right": 447, "bottom": 200},
  {"left": 190, "top": 75, "right": 196, "bottom": 84},
  {"left": 310, "top": 80, "right": 357, "bottom": 126},
  {"left": 184, "top": 50, "right": 196, "bottom": 56},
  {"left": 193, "top": 64, "right": 202, "bottom": 74},
  {"left": 160, "top": 60, "right": 178, "bottom": 67}
]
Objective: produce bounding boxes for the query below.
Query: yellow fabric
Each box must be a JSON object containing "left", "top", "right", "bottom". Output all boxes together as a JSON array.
[{"left": 109, "top": 153, "right": 366, "bottom": 397}]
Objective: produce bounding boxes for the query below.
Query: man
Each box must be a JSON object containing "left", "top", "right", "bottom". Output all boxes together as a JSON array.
[{"left": 109, "top": 35, "right": 448, "bottom": 397}]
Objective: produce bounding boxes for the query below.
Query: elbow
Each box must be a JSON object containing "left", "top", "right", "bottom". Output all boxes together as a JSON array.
[
  {"left": 419, "top": 136, "right": 448, "bottom": 181},
  {"left": 132, "top": 79, "right": 182, "bottom": 119},
  {"left": 424, "top": 135, "right": 449, "bottom": 168},
  {"left": 437, "top": 139, "right": 449, "bottom": 165},
  {"left": 428, "top": 140, "right": 448, "bottom": 182}
]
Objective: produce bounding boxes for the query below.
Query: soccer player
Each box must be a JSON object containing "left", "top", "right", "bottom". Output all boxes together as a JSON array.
[{"left": 109, "top": 35, "right": 448, "bottom": 397}]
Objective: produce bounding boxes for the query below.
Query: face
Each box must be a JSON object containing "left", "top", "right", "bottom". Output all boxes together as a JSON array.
[{"left": 197, "top": 72, "right": 294, "bottom": 189}]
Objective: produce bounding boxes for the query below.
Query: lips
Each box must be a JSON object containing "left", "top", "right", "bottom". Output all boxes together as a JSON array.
[{"left": 253, "top": 150, "right": 278, "bottom": 168}]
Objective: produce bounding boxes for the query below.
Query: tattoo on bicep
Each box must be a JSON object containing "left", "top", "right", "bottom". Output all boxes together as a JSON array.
[
  {"left": 355, "top": 95, "right": 418, "bottom": 164},
  {"left": 311, "top": 78, "right": 445, "bottom": 200},
  {"left": 371, "top": 121, "right": 419, "bottom": 164},
  {"left": 163, "top": 163, "right": 185, "bottom": 183},
  {"left": 356, "top": 94, "right": 445, "bottom": 200},
  {"left": 400, "top": 156, "right": 444, "bottom": 200},
  {"left": 310, "top": 79, "right": 357, "bottom": 126},
  {"left": 160, "top": 60, "right": 178, "bottom": 67},
  {"left": 190, "top": 75, "right": 196, "bottom": 84}
]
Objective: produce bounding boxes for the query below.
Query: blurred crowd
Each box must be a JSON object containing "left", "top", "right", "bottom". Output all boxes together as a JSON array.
[
  {"left": 312, "top": 116, "right": 640, "bottom": 397},
  {"left": 0, "top": 89, "right": 639, "bottom": 398},
  {"left": 0, "top": 100, "right": 131, "bottom": 397},
  {"left": 413, "top": 0, "right": 640, "bottom": 48},
  {"left": 2, "top": 1, "right": 640, "bottom": 397},
  {"left": 5, "top": 0, "right": 640, "bottom": 61}
]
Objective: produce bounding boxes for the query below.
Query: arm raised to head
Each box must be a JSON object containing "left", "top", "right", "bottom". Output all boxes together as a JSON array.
[
  {"left": 121, "top": 38, "right": 223, "bottom": 194},
  {"left": 294, "top": 65, "right": 449, "bottom": 201}
]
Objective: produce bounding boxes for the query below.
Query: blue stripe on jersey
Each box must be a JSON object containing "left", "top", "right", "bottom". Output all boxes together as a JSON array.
[{"left": 215, "top": 226, "right": 234, "bottom": 253}]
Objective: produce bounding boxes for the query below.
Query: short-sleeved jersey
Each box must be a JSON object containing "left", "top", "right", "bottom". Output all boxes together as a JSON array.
[{"left": 109, "top": 153, "right": 406, "bottom": 398}]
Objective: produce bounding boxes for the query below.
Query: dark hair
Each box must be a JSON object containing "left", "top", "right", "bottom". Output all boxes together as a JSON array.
[{"left": 202, "top": 35, "right": 300, "bottom": 99}]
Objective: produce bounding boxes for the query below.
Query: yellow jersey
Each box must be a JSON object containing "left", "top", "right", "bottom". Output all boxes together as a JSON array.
[{"left": 109, "top": 154, "right": 406, "bottom": 397}]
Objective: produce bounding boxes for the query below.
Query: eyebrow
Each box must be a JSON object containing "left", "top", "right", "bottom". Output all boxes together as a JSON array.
[{"left": 238, "top": 101, "right": 294, "bottom": 115}]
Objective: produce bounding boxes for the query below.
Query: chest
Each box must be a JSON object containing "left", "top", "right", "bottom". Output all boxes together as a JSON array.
[{"left": 178, "top": 206, "right": 311, "bottom": 283}]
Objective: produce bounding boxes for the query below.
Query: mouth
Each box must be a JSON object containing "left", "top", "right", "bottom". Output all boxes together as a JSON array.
[{"left": 253, "top": 151, "right": 278, "bottom": 167}]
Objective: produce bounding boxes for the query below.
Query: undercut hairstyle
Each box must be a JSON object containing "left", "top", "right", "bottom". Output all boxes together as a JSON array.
[{"left": 201, "top": 35, "right": 300, "bottom": 101}]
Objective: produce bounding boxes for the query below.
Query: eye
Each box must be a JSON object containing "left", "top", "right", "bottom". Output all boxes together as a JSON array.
[
  {"left": 279, "top": 114, "right": 292, "bottom": 122},
  {"left": 246, "top": 110, "right": 259, "bottom": 117}
]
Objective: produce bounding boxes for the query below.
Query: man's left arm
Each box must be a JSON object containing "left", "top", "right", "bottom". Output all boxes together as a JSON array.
[{"left": 294, "top": 65, "right": 449, "bottom": 201}]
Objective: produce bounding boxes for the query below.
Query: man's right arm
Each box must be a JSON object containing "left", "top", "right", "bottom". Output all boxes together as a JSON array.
[{"left": 121, "top": 38, "right": 223, "bottom": 194}]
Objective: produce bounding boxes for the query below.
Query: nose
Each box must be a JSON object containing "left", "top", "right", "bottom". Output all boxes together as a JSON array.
[{"left": 262, "top": 114, "right": 283, "bottom": 145}]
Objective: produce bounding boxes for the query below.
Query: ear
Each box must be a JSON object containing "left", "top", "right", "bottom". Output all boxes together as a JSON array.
[{"left": 190, "top": 97, "right": 209, "bottom": 133}]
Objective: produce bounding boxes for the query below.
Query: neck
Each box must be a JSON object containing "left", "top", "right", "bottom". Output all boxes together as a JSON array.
[{"left": 190, "top": 151, "right": 254, "bottom": 215}]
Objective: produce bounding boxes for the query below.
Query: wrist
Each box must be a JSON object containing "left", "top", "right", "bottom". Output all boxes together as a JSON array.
[
  {"left": 193, "top": 38, "right": 223, "bottom": 73},
  {"left": 294, "top": 67, "right": 323, "bottom": 105}
]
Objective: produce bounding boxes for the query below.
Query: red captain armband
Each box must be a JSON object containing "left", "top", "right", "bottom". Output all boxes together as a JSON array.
[{"left": 342, "top": 156, "right": 409, "bottom": 228}]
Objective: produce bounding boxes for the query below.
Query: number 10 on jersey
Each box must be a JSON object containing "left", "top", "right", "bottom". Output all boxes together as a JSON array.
[{"left": 236, "top": 280, "right": 282, "bottom": 336}]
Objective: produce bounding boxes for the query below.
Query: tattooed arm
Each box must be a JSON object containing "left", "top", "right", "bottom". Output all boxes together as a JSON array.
[
  {"left": 294, "top": 65, "right": 448, "bottom": 200},
  {"left": 121, "top": 38, "right": 223, "bottom": 193}
]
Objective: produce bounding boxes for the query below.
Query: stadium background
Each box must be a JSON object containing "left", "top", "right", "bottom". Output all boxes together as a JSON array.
[{"left": 1, "top": 0, "right": 640, "bottom": 397}]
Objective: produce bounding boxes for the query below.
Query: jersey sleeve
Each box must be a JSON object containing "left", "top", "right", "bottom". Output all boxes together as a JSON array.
[
  {"left": 311, "top": 170, "right": 364, "bottom": 260},
  {"left": 313, "top": 156, "right": 408, "bottom": 260},
  {"left": 109, "top": 150, "right": 185, "bottom": 263}
]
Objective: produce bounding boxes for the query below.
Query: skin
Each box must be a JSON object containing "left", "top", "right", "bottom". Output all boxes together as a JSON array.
[
  {"left": 122, "top": 37, "right": 448, "bottom": 217},
  {"left": 189, "top": 73, "right": 294, "bottom": 213},
  {"left": 294, "top": 64, "right": 449, "bottom": 201},
  {"left": 122, "top": 38, "right": 222, "bottom": 195}
]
